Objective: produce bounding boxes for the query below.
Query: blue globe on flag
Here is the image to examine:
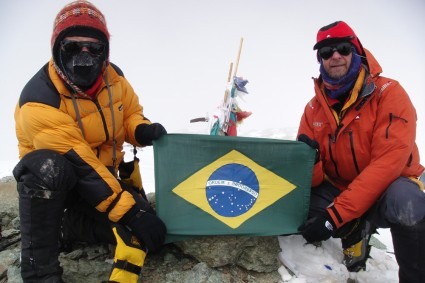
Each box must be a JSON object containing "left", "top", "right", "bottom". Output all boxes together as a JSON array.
[{"left": 206, "top": 163, "right": 259, "bottom": 217}]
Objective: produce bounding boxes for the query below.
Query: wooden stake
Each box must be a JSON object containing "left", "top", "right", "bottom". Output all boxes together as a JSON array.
[
  {"left": 227, "top": 62, "right": 233, "bottom": 83},
  {"left": 232, "top": 37, "right": 244, "bottom": 78},
  {"left": 223, "top": 62, "right": 233, "bottom": 103}
]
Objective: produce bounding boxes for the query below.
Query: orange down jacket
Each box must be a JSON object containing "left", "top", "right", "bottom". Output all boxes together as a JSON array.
[
  {"left": 298, "top": 49, "right": 424, "bottom": 228},
  {"left": 15, "top": 59, "right": 151, "bottom": 222}
]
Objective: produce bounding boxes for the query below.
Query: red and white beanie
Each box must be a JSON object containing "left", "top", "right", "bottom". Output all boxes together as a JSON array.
[
  {"left": 313, "top": 21, "right": 364, "bottom": 55},
  {"left": 51, "top": 1, "right": 110, "bottom": 61}
]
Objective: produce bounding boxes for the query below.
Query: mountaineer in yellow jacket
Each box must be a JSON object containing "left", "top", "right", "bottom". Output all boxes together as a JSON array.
[
  {"left": 296, "top": 21, "right": 424, "bottom": 282},
  {"left": 13, "top": 1, "right": 166, "bottom": 282}
]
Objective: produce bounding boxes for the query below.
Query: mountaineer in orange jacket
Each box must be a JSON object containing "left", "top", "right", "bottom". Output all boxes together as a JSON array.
[
  {"left": 13, "top": 1, "right": 166, "bottom": 282},
  {"left": 297, "top": 21, "right": 425, "bottom": 282}
]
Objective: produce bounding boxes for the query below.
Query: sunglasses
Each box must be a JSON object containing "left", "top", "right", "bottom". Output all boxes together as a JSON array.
[
  {"left": 318, "top": 42, "right": 352, "bottom": 60},
  {"left": 61, "top": 40, "right": 105, "bottom": 56}
]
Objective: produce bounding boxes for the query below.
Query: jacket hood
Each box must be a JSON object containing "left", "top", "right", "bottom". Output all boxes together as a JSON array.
[{"left": 363, "top": 48, "right": 382, "bottom": 78}]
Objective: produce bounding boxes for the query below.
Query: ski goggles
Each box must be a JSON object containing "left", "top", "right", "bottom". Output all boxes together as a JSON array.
[
  {"left": 61, "top": 40, "right": 105, "bottom": 56},
  {"left": 318, "top": 42, "right": 352, "bottom": 60}
]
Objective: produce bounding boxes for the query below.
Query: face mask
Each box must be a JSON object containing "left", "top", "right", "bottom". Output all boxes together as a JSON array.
[{"left": 59, "top": 41, "right": 106, "bottom": 90}]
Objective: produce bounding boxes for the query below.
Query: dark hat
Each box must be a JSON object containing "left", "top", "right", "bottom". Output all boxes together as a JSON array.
[
  {"left": 51, "top": 1, "right": 110, "bottom": 60},
  {"left": 313, "top": 21, "right": 363, "bottom": 55}
]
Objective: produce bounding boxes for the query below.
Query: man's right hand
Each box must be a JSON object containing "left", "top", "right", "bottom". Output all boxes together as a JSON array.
[{"left": 298, "top": 214, "right": 334, "bottom": 243}]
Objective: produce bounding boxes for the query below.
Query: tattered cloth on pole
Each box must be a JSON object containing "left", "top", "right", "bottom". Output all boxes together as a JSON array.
[{"left": 210, "top": 76, "right": 252, "bottom": 136}]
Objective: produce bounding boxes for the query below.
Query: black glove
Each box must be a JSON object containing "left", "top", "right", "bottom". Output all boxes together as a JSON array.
[
  {"left": 298, "top": 214, "right": 335, "bottom": 243},
  {"left": 297, "top": 134, "right": 320, "bottom": 164},
  {"left": 121, "top": 206, "right": 166, "bottom": 252},
  {"left": 135, "top": 123, "right": 167, "bottom": 145}
]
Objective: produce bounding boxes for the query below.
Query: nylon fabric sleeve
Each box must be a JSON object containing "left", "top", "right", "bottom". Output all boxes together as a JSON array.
[
  {"left": 16, "top": 102, "right": 133, "bottom": 222},
  {"left": 117, "top": 72, "right": 151, "bottom": 147},
  {"left": 298, "top": 98, "right": 325, "bottom": 187}
]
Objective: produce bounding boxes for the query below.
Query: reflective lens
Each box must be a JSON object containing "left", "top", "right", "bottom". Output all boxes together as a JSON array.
[
  {"left": 318, "top": 42, "right": 352, "bottom": 60},
  {"left": 61, "top": 40, "right": 105, "bottom": 56}
]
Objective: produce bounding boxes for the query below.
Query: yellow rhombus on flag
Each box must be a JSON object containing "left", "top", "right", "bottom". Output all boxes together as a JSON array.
[{"left": 172, "top": 150, "right": 297, "bottom": 229}]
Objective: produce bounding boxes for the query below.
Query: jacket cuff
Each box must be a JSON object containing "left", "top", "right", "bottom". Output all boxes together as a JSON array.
[{"left": 327, "top": 204, "right": 344, "bottom": 229}]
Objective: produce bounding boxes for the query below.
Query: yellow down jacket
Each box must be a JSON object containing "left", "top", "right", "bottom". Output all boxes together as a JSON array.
[{"left": 15, "top": 59, "right": 151, "bottom": 222}]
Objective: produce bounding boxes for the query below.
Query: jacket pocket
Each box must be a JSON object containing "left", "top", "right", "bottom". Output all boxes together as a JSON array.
[{"left": 385, "top": 113, "right": 408, "bottom": 139}]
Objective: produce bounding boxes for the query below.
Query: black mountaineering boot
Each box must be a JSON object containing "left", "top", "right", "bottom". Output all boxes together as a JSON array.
[{"left": 340, "top": 219, "right": 376, "bottom": 272}]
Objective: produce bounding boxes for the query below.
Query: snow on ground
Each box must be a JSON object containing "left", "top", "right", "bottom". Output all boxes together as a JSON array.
[{"left": 278, "top": 235, "right": 398, "bottom": 282}]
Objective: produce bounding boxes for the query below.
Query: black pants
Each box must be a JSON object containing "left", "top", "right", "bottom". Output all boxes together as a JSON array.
[
  {"left": 62, "top": 193, "right": 116, "bottom": 247},
  {"left": 13, "top": 150, "right": 78, "bottom": 282},
  {"left": 13, "top": 150, "right": 135, "bottom": 282}
]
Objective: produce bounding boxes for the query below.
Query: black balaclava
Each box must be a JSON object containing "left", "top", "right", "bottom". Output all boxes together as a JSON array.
[{"left": 54, "top": 27, "right": 109, "bottom": 91}]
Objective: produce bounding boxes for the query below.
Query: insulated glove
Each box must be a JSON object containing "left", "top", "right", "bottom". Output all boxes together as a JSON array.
[
  {"left": 123, "top": 207, "right": 166, "bottom": 252},
  {"left": 135, "top": 123, "right": 167, "bottom": 146},
  {"left": 109, "top": 224, "right": 147, "bottom": 283},
  {"left": 118, "top": 158, "right": 148, "bottom": 200},
  {"left": 297, "top": 134, "right": 320, "bottom": 164},
  {"left": 298, "top": 214, "right": 335, "bottom": 243}
]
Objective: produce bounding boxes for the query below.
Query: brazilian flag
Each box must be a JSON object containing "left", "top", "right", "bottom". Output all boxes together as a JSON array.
[{"left": 153, "top": 134, "right": 315, "bottom": 243}]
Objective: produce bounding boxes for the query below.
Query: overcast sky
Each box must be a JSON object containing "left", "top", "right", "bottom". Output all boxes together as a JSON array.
[{"left": 1, "top": 0, "right": 424, "bottom": 163}]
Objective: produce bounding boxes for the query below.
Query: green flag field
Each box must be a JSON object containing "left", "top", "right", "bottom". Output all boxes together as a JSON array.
[{"left": 153, "top": 134, "right": 315, "bottom": 243}]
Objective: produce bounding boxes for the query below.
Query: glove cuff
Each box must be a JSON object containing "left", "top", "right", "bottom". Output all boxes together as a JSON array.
[
  {"left": 324, "top": 219, "right": 334, "bottom": 232},
  {"left": 326, "top": 204, "right": 342, "bottom": 229},
  {"left": 323, "top": 211, "right": 336, "bottom": 233},
  {"left": 119, "top": 205, "right": 146, "bottom": 226}
]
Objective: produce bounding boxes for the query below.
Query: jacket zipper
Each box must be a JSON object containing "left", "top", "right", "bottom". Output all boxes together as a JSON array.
[
  {"left": 94, "top": 99, "right": 110, "bottom": 141},
  {"left": 407, "top": 154, "right": 413, "bottom": 167},
  {"left": 348, "top": 131, "right": 360, "bottom": 174},
  {"left": 328, "top": 134, "right": 340, "bottom": 177}
]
